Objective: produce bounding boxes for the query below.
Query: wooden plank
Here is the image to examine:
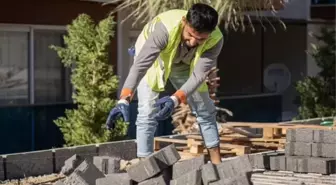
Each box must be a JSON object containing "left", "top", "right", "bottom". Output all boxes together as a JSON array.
[
  {"left": 221, "top": 122, "right": 335, "bottom": 130},
  {"left": 263, "top": 128, "right": 275, "bottom": 139},
  {"left": 186, "top": 134, "right": 285, "bottom": 143}
]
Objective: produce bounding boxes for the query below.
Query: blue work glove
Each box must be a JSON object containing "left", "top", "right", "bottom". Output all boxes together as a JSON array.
[
  {"left": 106, "top": 99, "right": 130, "bottom": 130},
  {"left": 154, "top": 96, "right": 179, "bottom": 121}
]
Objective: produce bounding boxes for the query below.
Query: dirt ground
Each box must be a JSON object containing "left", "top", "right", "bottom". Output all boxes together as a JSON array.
[{"left": 0, "top": 174, "right": 64, "bottom": 185}]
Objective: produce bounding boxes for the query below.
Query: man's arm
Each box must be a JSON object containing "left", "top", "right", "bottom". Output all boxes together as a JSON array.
[
  {"left": 173, "top": 38, "right": 224, "bottom": 104},
  {"left": 120, "top": 22, "right": 169, "bottom": 100}
]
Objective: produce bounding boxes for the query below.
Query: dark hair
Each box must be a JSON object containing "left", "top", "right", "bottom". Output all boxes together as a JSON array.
[{"left": 186, "top": 3, "right": 218, "bottom": 33}]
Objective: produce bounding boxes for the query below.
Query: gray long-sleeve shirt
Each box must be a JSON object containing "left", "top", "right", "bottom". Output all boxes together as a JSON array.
[{"left": 123, "top": 21, "right": 223, "bottom": 97}]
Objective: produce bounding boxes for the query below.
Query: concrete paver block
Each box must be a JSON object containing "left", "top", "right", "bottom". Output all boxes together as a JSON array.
[
  {"left": 54, "top": 144, "right": 97, "bottom": 173},
  {"left": 127, "top": 156, "right": 161, "bottom": 182},
  {"left": 286, "top": 128, "right": 314, "bottom": 142},
  {"left": 170, "top": 169, "right": 202, "bottom": 185},
  {"left": 314, "top": 130, "right": 336, "bottom": 144},
  {"left": 286, "top": 156, "right": 336, "bottom": 175},
  {"left": 172, "top": 155, "right": 205, "bottom": 179},
  {"left": 285, "top": 156, "right": 309, "bottom": 173},
  {"left": 0, "top": 156, "right": 4, "bottom": 181},
  {"left": 54, "top": 181, "right": 66, "bottom": 185},
  {"left": 153, "top": 144, "right": 181, "bottom": 170},
  {"left": 248, "top": 151, "right": 283, "bottom": 170},
  {"left": 270, "top": 155, "right": 286, "bottom": 171},
  {"left": 61, "top": 154, "right": 81, "bottom": 176},
  {"left": 93, "top": 156, "right": 121, "bottom": 174},
  {"left": 6, "top": 150, "right": 53, "bottom": 179},
  {"left": 127, "top": 145, "right": 179, "bottom": 182},
  {"left": 98, "top": 140, "right": 137, "bottom": 160},
  {"left": 308, "top": 157, "right": 336, "bottom": 175},
  {"left": 209, "top": 172, "right": 252, "bottom": 185},
  {"left": 139, "top": 168, "right": 172, "bottom": 185},
  {"left": 64, "top": 160, "right": 105, "bottom": 185},
  {"left": 230, "top": 155, "right": 253, "bottom": 174},
  {"left": 216, "top": 160, "right": 236, "bottom": 179},
  {"left": 312, "top": 143, "right": 336, "bottom": 158},
  {"left": 285, "top": 142, "right": 312, "bottom": 156},
  {"left": 201, "top": 163, "right": 219, "bottom": 185},
  {"left": 96, "top": 173, "right": 133, "bottom": 185}
]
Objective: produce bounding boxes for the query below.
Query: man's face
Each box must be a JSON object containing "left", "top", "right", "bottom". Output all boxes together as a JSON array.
[{"left": 181, "top": 17, "right": 210, "bottom": 48}]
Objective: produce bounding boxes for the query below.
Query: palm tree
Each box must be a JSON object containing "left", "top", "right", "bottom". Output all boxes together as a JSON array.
[{"left": 105, "top": 0, "right": 286, "bottom": 32}]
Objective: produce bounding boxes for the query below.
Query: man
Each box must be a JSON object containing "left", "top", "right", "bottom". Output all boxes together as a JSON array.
[{"left": 106, "top": 3, "right": 224, "bottom": 164}]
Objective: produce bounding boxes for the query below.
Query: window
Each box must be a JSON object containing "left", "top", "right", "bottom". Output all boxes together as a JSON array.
[
  {"left": 0, "top": 30, "right": 29, "bottom": 105},
  {"left": 34, "top": 30, "right": 71, "bottom": 103},
  {"left": 0, "top": 25, "right": 72, "bottom": 105}
]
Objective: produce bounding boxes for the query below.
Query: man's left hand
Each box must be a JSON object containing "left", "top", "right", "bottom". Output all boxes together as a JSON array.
[{"left": 154, "top": 96, "right": 179, "bottom": 121}]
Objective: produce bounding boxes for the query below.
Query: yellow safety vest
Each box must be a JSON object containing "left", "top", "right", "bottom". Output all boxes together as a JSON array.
[{"left": 142, "top": 9, "right": 223, "bottom": 92}]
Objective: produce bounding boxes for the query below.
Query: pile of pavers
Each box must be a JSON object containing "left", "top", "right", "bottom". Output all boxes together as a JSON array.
[
  {"left": 52, "top": 128, "right": 336, "bottom": 185},
  {"left": 267, "top": 128, "right": 336, "bottom": 174},
  {"left": 53, "top": 144, "right": 255, "bottom": 185},
  {"left": 249, "top": 128, "right": 336, "bottom": 185}
]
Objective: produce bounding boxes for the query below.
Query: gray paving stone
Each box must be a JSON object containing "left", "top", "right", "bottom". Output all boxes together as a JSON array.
[
  {"left": 285, "top": 156, "right": 309, "bottom": 173},
  {"left": 216, "top": 160, "right": 236, "bottom": 179},
  {"left": 230, "top": 155, "right": 253, "bottom": 174},
  {"left": 61, "top": 154, "right": 81, "bottom": 176},
  {"left": 54, "top": 144, "right": 97, "bottom": 172},
  {"left": 285, "top": 142, "right": 312, "bottom": 156},
  {"left": 139, "top": 168, "right": 172, "bottom": 185},
  {"left": 64, "top": 160, "right": 105, "bottom": 185},
  {"left": 93, "top": 156, "right": 121, "bottom": 174},
  {"left": 209, "top": 172, "right": 252, "bottom": 185},
  {"left": 286, "top": 128, "right": 314, "bottom": 142},
  {"left": 152, "top": 144, "right": 181, "bottom": 170},
  {"left": 312, "top": 143, "right": 336, "bottom": 158},
  {"left": 248, "top": 151, "right": 283, "bottom": 170},
  {"left": 170, "top": 169, "right": 202, "bottom": 185},
  {"left": 98, "top": 140, "right": 137, "bottom": 160},
  {"left": 270, "top": 155, "right": 286, "bottom": 171},
  {"left": 0, "top": 156, "right": 4, "bottom": 181},
  {"left": 6, "top": 149, "right": 53, "bottom": 179},
  {"left": 314, "top": 130, "right": 336, "bottom": 144},
  {"left": 202, "top": 163, "right": 219, "bottom": 185},
  {"left": 308, "top": 157, "right": 336, "bottom": 175},
  {"left": 172, "top": 155, "right": 205, "bottom": 179},
  {"left": 96, "top": 173, "right": 133, "bottom": 185},
  {"left": 127, "top": 156, "right": 161, "bottom": 182}
]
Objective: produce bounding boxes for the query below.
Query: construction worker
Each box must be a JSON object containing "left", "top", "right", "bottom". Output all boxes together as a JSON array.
[{"left": 106, "top": 3, "right": 224, "bottom": 164}]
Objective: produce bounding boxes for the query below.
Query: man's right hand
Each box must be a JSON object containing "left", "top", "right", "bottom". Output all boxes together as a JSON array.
[{"left": 106, "top": 99, "right": 130, "bottom": 130}]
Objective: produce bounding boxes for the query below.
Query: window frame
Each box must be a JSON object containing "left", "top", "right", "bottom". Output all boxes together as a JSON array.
[{"left": 0, "top": 24, "right": 72, "bottom": 106}]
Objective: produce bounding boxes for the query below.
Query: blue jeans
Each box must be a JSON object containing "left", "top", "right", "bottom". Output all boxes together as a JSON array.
[{"left": 135, "top": 68, "right": 220, "bottom": 157}]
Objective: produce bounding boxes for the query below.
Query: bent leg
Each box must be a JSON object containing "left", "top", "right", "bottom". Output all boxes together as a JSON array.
[
  {"left": 135, "top": 77, "right": 160, "bottom": 157},
  {"left": 169, "top": 69, "right": 221, "bottom": 163},
  {"left": 188, "top": 91, "right": 221, "bottom": 164}
]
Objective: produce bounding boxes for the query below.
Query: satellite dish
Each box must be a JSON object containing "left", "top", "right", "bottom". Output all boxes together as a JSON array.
[{"left": 263, "top": 63, "right": 291, "bottom": 93}]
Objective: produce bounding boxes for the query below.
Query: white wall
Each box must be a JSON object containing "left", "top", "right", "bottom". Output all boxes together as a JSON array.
[{"left": 246, "top": 0, "right": 311, "bottom": 20}]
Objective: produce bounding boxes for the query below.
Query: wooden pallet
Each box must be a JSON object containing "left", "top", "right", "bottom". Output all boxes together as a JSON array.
[
  {"left": 153, "top": 135, "right": 265, "bottom": 158},
  {"left": 154, "top": 122, "right": 332, "bottom": 157},
  {"left": 220, "top": 122, "right": 335, "bottom": 140}
]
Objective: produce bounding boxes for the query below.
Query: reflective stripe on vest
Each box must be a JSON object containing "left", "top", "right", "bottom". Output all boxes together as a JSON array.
[{"left": 143, "top": 9, "right": 223, "bottom": 92}]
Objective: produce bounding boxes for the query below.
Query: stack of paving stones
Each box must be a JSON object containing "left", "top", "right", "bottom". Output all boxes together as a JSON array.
[
  {"left": 268, "top": 128, "right": 336, "bottom": 175},
  {"left": 52, "top": 144, "right": 255, "bottom": 185}
]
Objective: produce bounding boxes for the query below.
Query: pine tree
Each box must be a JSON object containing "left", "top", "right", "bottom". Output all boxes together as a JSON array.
[
  {"left": 50, "top": 14, "right": 129, "bottom": 146},
  {"left": 295, "top": 26, "right": 336, "bottom": 119}
]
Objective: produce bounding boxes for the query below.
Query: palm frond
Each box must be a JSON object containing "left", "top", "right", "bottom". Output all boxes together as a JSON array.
[{"left": 104, "top": 0, "right": 287, "bottom": 32}]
